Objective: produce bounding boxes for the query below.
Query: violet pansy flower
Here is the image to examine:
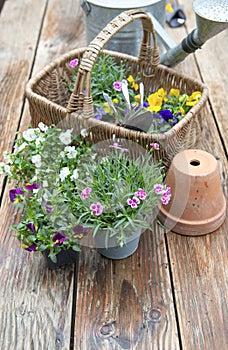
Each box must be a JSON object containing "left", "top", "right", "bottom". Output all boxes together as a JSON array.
[
  {"left": 25, "top": 183, "right": 40, "bottom": 191},
  {"left": 52, "top": 232, "right": 67, "bottom": 246},
  {"left": 9, "top": 188, "right": 23, "bottom": 203}
]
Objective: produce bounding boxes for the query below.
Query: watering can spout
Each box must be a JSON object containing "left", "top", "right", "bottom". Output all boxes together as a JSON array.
[{"left": 159, "top": 0, "right": 228, "bottom": 67}]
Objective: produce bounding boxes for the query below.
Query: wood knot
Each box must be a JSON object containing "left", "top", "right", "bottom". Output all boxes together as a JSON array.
[
  {"left": 149, "top": 308, "right": 161, "bottom": 322},
  {"left": 100, "top": 322, "right": 116, "bottom": 337}
]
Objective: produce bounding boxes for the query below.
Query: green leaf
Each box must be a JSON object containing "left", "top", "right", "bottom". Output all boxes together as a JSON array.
[{"left": 72, "top": 245, "right": 81, "bottom": 252}]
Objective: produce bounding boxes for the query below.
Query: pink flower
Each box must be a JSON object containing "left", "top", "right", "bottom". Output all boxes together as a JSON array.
[
  {"left": 81, "top": 187, "right": 92, "bottom": 199},
  {"left": 161, "top": 194, "right": 171, "bottom": 205},
  {"left": 127, "top": 198, "right": 138, "bottom": 209},
  {"left": 163, "top": 186, "right": 171, "bottom": 196},
  {"left": 132, "top": 196, "right": 140, "bottom": 204},
  {"left": 113, "top": 81, "right": 122, "bottom": 91},
  {"left": 69, "top": 58, "right": 79, "bottom": 68},
  {"left": 90, "top": 202, "right": 103, "bottom": 215},
  {"left": 154, "top": 184, "right": 164, "bottom": 194},
  {"left": 135, "top": 188, "right": 147, "bottom": 200},
  {"left": 150, "top": 142, "right": 160, "bottom": 150}
]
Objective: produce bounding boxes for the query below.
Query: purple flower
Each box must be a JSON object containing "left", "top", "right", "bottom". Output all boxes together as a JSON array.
[
  {"left": 52, "top": 232, "right": 67, "bottom": 246},
  {"left": 45, "top": 204, "right": 53, "bottom": 213},
  {"left": 25, "top": 183, "right": 40, "bottom": 191},
  {"left": 26, "top": 222, "right": 35, "bottom": 233},
  {"left": 9, "top": 188, "right": 23, "bottom": 203},
  {"left": 94, "top": 107, "right": 106, "bottom": 120},
  {"left": 159, "top": 109, "right": 174, "bottom": 121},
  {"left": 143, "top": 101, "right": 149, "bottom": 108},
  {"left": 113, "top": 81, "right": 122, "bottom": 91},
  {"left": 25, "top": 245, "right": 37, "bottom": 252},
  {"left": 69, "top": 58, "right": 79, "bottom": 68},
  {"left": 72, "top": 225, "right": 88, "bottom": 239}
]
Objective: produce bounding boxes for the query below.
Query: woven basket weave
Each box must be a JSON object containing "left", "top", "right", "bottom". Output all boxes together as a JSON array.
[{"left": 26, "top": 9, "right": 208, "bottom": 167}]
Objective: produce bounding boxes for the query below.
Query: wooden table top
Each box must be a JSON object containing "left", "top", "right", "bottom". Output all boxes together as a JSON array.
[{"left": 0, "top": 1, "right": 227, "bottom": 349}]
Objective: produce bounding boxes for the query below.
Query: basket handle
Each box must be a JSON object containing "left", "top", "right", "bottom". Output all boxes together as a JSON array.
[{"left": 66, "top": 9, "right": 160, "bottom": 116}]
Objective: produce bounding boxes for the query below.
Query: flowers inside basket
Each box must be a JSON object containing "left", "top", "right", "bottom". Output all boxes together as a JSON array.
[
  {"left": 1, "top": 123, "right": 171, "bottom": 267},
  {"left": 68, "top": 54, "right": 202, "bottom": 135}
]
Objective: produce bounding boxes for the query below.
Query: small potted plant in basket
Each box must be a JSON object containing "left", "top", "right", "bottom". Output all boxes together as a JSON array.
[
  {"left": 1, "top": 122, "right": 171, "bottom": 267},
  {"left": 69, "top": 54, "right": 202, "bottom": 135}
]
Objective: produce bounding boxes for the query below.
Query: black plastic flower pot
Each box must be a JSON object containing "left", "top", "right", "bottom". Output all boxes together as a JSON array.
[{"left": 42, "top": 248, "right": 79, "bottom": 270}]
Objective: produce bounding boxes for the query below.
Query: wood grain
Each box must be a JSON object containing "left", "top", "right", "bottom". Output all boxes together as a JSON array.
[
  {"left": 0, "top": 0, "right": 47, "bottom": 191},
  {"left": 165, "top": 1, "right": 228, "bottom": 349},
  {"left": 74, "top": 225, "right": 180, "bottom": 350},
  {"left": 0, "top": 1, "right": 84, "bottom": 349}
]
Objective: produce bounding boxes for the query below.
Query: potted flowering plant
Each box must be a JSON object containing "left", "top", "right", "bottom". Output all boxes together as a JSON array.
[
  {"left": 0, "top": 123, "right": 92, "bottom": 268},
  {"left": 1, "top": 122, "right": 171, "bottom": 266},
  {"left": 69, "top": 54, "right": 202, "bottom": 134}
]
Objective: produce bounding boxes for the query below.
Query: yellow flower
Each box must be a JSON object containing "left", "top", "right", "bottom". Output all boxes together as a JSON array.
[
  {"left": 134, "top": 94, "right": 141, "bottom": 102},
  {"left": 103, "top": 102, "right": 112, "bottom": 114},
  {"left": 186, "top": 91, "right": 202, "bottom": 106},
  {"left": 132, "top": 82, "right": 139, "bottom": 91},
  {"left": 166, "top": 3, "right": 174, "bottom": 12},
  {"left": 169, "top": 88, "right": 180, "bottom": 98},
  {"left": 178, "top": 107, "right": 185, "bottom": 116},
  {"left": 147, "top": 93, "right": 163, "bottom": 112},
  {"left": 157, "top": 88, "right": 168, "bottom": 102},
  {"left": 112, "top": 98, "right": 119, "bottom": 104},
  {"left": 127, "top": 75, "right": 134, "bottom": 84},
  {"left": 21, "top": 243, "right": 29, "bottom": 249}
]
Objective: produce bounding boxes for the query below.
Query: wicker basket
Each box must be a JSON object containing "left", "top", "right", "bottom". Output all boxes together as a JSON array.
[{"left": 26, "top": 9, "right": 208, "bottom": 167}]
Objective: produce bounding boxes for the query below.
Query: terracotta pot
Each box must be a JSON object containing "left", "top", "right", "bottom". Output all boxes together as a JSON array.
[{"left": 158, "top": 149, "right": 226, "bottom": 236}]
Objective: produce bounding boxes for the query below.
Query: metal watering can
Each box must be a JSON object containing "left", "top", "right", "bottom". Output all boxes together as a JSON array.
[
  {"left": 81, "top": 0, "right": 228, "bottom": 67},
  {"left": 156, "top": 0, "right": 228, "bottom": 66}
]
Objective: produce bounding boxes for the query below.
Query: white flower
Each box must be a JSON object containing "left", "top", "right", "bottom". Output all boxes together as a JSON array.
[
  {"left": 31, "top": 154, "right": 42, "bottom": 168},
  {"left": 22, "top": 128, "right": 39, "bottom": 142},
  {"left": 3, "top": 151, "right": 12, "bottom": 164},
  {"left": 59, "top": 129, "right": 73, "bottom": 145},
  {"left": 16, "top": 142, "right": 27, "bottom": 153},
  {"left": 80, "top": 129, "right": 88, "bottom": 138},
  {"left": 59, "top": 167, "right": 70, "bottom": 181},
  {"left": 35, "top": 135, "right": 46, "bottom": 147},
  {"left": 43, "top": 192, "right": 49, "bottom": 202},
  {"left": 43, "top": 180, "right": 48, "bottom": 188},
  {"left": 64, "top": 146, "right": 77, "bottom": 159},
  {"left": 38, "top": 122, "right": 48, "bottom": 132},
  {"left": 70, "top": 169, "right": 79, "bottom": 180},
  {"left": 0, "top": 162, "right": 12, "bottom": 176}
]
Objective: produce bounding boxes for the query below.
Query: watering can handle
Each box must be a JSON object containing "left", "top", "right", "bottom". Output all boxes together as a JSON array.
[{"left": 66, "top": 9, "right": 160, "bottom": 115}]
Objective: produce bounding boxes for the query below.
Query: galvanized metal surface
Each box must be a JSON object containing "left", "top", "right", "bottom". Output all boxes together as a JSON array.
[
  {"left": 81, "top": 0, "right": 166, "bottom": 56},
  {"left": 193, "top": 0, "right": 228, "bottom": 22}
]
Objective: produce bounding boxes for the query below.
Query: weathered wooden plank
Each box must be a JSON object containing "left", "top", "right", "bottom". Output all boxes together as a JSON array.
[
  {"left": 74, "top": 227, "right": 180, "bottom": 349},
  {"left": 165, "top": 1, "right": 228, "bottom": 349},
  {"left": 0, "top": 0, "right": 47, "bottom": 190},
  {"left": 21, "top": 0, "right": 86, "bottom": 128},
  {"left": 0, "top": 192, "right": 76, "bottom": 350},
  {"left": 0, "top": 1, "right": 85, "bottom": 349}
]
